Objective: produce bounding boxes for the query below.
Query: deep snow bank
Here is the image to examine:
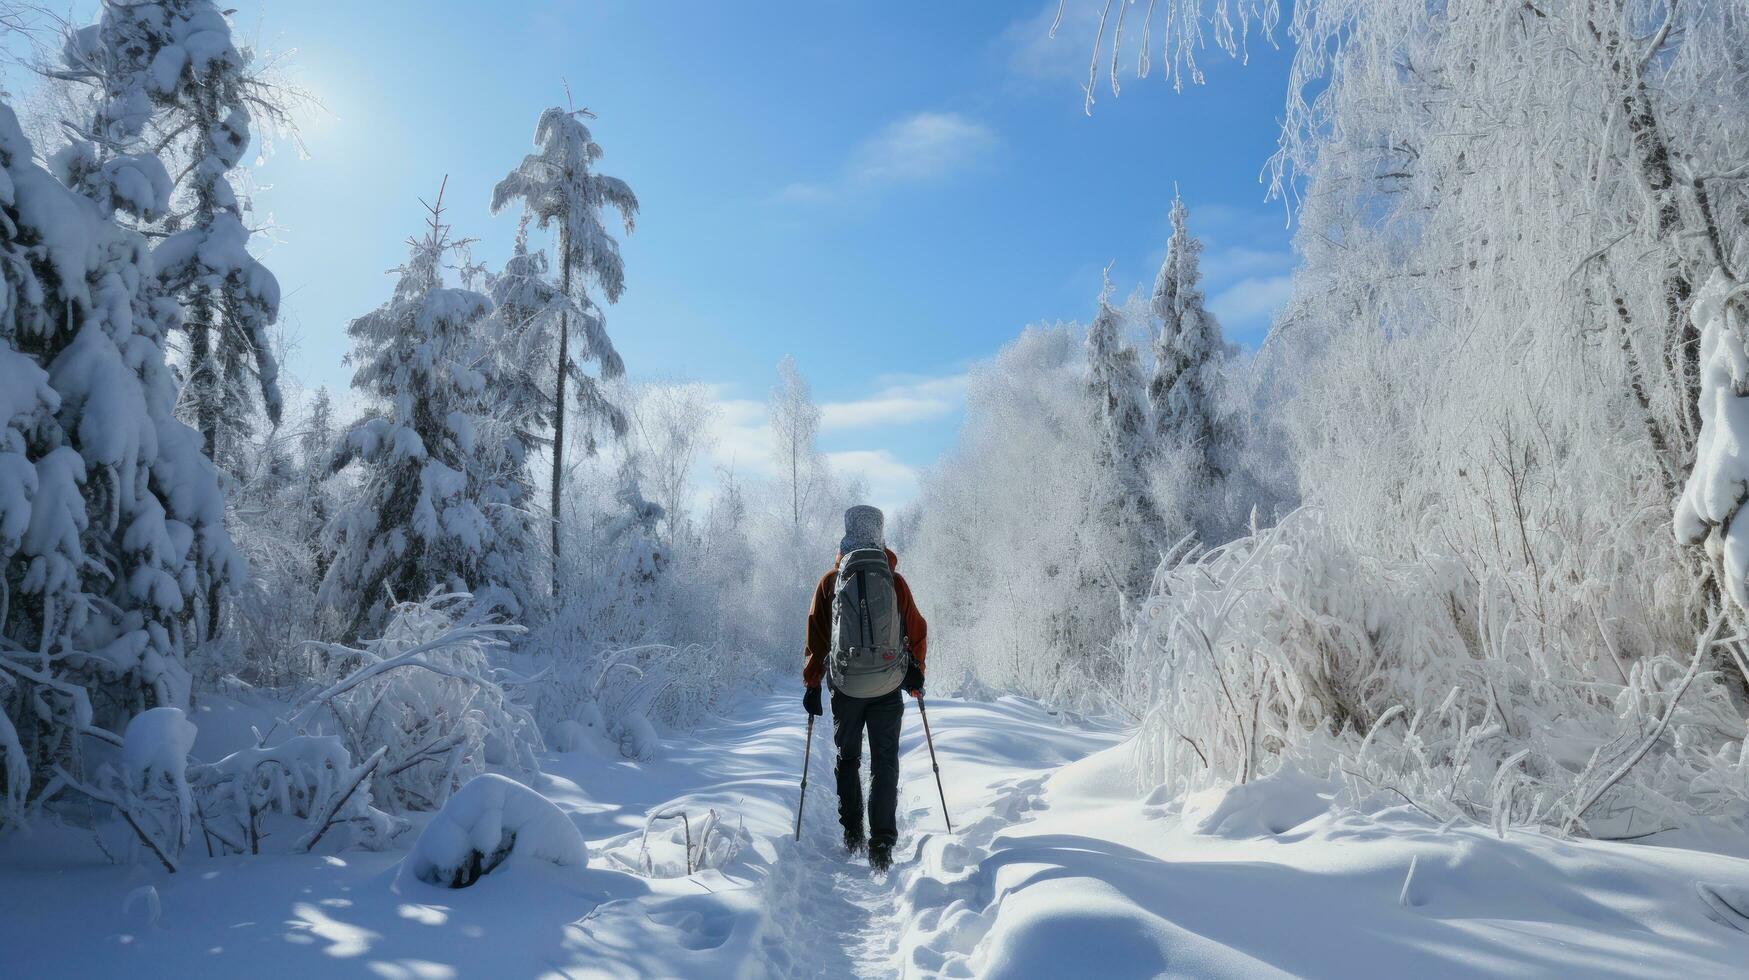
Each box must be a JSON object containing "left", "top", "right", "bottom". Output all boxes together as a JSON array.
[{"left": 897, "top": 745, "right": 1749, "bottom": 978}]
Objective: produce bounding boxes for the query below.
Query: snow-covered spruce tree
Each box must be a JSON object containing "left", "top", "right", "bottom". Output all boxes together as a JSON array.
[
  {"left": 55, "top": 0, "right": 285, "bottom": 476},
  {"left": 491, "top": 106, "right": 637, "bottom": 597},
  {"left": 0, "top": 101, "right": 242, "bottom": 825},
  {"left": 1148, "top": 194, "right": 1229, "bottom": 538},
  {"left": 53, "top": 0, "right": 289, "bottom": 645},
  {"left": 1085, "top": 278, "right": 1169, "bottom": 599},
  {"left": 320, "top": 185, "right": 533, "bottom": 640}
]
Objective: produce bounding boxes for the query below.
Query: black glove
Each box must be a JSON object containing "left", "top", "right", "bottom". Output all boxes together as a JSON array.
[
  {"left": 803, "top": 686, "right": 823, "bottom": 716},
  {"left": 903, "top": 664, "right": 924, "bottom": 697}
]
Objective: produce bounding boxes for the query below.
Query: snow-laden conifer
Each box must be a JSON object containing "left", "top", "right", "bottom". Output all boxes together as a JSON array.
[
  {"left": 55, "top": 0, "right": 285, "bottom": 474},
  {"left": 1085, "top": 276, "right": 1169, "bottom": 596},
  {"left": 0, "top": 100, "right": 240, "bottom": 826},
  {"left": 320, "top": 185, "right": 532, "bottom": 638},
  {"left": 491, "top": 105, "right": 636, "bottom": 596},
  {"left": 1149, "top": 196, "right": 1227, "bottom": 484}
]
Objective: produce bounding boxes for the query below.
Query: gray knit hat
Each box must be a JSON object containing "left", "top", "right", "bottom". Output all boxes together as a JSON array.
[{"left": 840, "top": 505, "right": 885, "bottom": 554}]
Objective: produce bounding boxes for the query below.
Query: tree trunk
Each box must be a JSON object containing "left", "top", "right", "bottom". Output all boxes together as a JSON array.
[
  {"left": 1590, "top": 0, "right": 1699, "bottom": 458},
  {"left": 551, "top": 234, "right": 570, "bottom": 599},
  {"left": 182, "top": 80, "right": 227, "bottom": 641},
  {"left": 191, "top": 297, "right": 222, "bottom": 639}
]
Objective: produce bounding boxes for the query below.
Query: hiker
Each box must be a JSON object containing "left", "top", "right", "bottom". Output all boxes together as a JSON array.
[{"left": 802, "top": 505, "right": 927, "bottom": 871}]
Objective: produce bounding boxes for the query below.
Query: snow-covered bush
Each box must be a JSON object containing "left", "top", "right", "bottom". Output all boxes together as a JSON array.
[
  {"left": 1676, "top": 272, "right": 1749, "bottom": 612},
  {"left": 297, "top": 593, "right": 540, "bottom": 813},
  {"left": 517, "top": 633, "right": 740, "bottom": 760},
  {"left": 398, "top": 773, "right": 586, "bottom": 889},
  {"left": 1123, "top": 509, "right": 1749, "bottom": 837},
  {"left": 191, "top": 734, "right": 403, "bottom": 855}
]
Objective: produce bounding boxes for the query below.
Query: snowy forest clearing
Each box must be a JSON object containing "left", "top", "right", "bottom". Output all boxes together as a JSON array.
[{"left": 6, "top": 689, "right": 1749, "bottom": 978}]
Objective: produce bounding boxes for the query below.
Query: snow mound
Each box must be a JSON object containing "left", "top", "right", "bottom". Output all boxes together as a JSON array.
[
  {"left": 1180, "top": 765, "right": 1334, "bottom": 839},
  {"left": 121, "top": 707, "right": 198, "bottom": 787},
  {"left": 398, "top": 774, "right": 586, "bottom": 889},
  {"left": 548, "top": 719, "right": 590, "bottom": 753},
  {"left": 616, "top": 711, "right": 659, "bottom": 761}
]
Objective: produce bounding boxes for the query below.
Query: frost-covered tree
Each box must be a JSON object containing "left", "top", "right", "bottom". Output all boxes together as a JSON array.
[
  {"left": 0, "top": 101, "right": 241, "bottom": 825},
  {"left": 905, "top": 324, "right": 1120, "bottom": 701},
  {"left": 50, "top": 0, "right": 292, "bottom": 644},
  {"left": 320, "top": 186, "right": 533, "bottom": 639},
  {"left": 1149, "top": 196, "right": 1226, "bottom": 482},
  {"left": 1085, "top": 279, "right": 1168, "bottom": 596},
  {"left": 54, "top": 0, "right": 286, "bottom": 475},
  {"left": 491, "top": 105, "right": 636, "bottom": 596},
  {"left": 769, "top": 355, "right": 826, "bottom": 533},
  {"left": 1040, "top": 0, "right": 1749, "bottom": 832},
  {"left": 626, "top": 383, "right": 717, "bottom": 550}
]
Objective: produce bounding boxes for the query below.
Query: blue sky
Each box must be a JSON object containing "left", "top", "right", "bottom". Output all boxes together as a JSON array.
[{"left": 17, "top": 1, "right": 1300, "bottom": 511}]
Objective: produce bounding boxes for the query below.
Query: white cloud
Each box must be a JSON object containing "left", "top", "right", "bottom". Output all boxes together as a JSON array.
[
  {"left": 826, "top": 449, "right": 921, "bottom": 514},
  {"left": 1201, "top": 245, "right": 1294, "bottom": 283},
  {"left": 847, "top": 114, "right": 996, "bottom": 186},
  {"left": 704, "top": 396, "right": 778, "bottom": 478},
  {"left": 820, "top": 373, "right": 968, "bottom": 431},
  {"left": 683, "top": 373, "right": 959, "bottom": 511},
  {"left": 772, "top": 112, "right": 996, "bottom": 205},
  {"left": 1209, "top": 274, "right": 1293, "bottom": 337}
]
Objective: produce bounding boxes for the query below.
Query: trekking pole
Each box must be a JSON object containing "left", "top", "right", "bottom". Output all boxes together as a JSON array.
[
  {"left": 917, "top": 697, "right": 952, "bottom": 833},
  {"left": 794, "top": 714, "right": 815, "bottom": 841}
]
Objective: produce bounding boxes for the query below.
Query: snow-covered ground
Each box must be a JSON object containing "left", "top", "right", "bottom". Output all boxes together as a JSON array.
[{"left": 5, "top": 691, "right": 1749, "bottom": 978}]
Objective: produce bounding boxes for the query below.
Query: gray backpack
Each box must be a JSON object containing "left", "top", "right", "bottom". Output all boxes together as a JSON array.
[{"left": 829, "top": 547, "right": 909, "bottom": 698}]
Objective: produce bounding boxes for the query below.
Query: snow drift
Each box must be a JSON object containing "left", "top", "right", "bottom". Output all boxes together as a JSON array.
[{"left": 398, "top": 773, "right": 587, "bottom": 889}]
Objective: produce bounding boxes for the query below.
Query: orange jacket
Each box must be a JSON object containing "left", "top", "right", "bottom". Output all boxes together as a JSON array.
[{"left": 803, "top": 547, "right": 927, "bottom": 689}]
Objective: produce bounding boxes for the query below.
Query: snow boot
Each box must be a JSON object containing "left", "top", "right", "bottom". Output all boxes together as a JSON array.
[
  {"left": 869, "top": 841, "right": 893, "bottom": 872},
  {"left": 843, "top": 824, "right": 866, "bottom": 855}
]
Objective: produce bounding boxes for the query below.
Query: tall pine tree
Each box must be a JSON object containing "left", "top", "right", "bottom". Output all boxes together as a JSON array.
[{"left": 491, "top": 105, "right": 636, "bottom": 597}]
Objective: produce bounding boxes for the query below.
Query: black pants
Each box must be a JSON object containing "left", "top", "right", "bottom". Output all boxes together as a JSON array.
[{"left": 830, "top": 686, "right": 903, "bottom": 847}]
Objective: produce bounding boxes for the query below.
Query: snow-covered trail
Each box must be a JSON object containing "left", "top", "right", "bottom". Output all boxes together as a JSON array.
[
  {"left": 0, "top": 690, "right": 1121, "bottom": 979},
  {"left": 749, "top": 693, "right": 1123, "bottom": 978},
  {"left": 11, "top": 688, "right": 1749, "bottom": 978}
]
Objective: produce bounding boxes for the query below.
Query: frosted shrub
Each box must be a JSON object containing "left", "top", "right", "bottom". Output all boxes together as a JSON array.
[
  {"left": 191, "top": 734, "right": 403, "bottom": 855},
  {"left": 517, "top": 636, "right": 738, "bottom": 760},
  {"left": 298, "top": 593, "right": 541, "bottom": 813},
  {"left": 1125, "top": 510, "right": 1749, "bottom": 837}
]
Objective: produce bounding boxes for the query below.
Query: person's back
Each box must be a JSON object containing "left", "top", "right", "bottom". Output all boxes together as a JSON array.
[{"left": 802, "top": 505, "right": 927, "bottom": 871}]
